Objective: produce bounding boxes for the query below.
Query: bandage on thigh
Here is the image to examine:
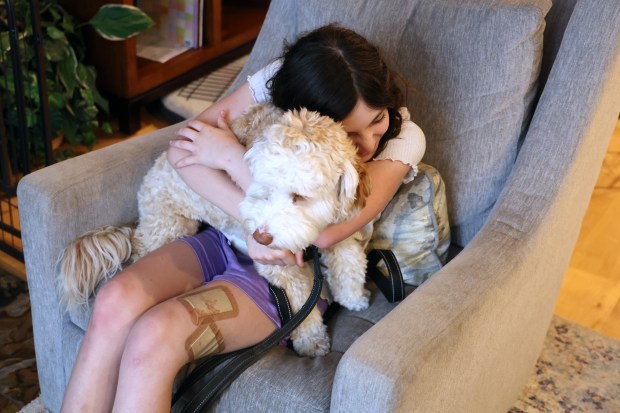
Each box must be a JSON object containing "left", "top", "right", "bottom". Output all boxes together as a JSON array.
[{"left": 177, "top": 286, "right": 239, "bottom": 361}]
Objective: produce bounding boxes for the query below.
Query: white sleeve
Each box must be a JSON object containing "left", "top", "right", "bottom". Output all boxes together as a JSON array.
[
  {"left": 374, "top": 107, "right": 426, "bottom": 183},
  {"left": 247, "top": 59, "right": 283, "bottom": 103}
]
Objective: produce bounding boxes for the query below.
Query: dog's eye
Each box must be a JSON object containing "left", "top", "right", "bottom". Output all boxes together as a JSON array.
[{"left": 291, "top": 193, "right": 306, "bottom": 203}]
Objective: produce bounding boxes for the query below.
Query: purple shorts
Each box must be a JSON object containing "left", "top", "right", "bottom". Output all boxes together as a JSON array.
[
  {"left": 178, "top": 227, "right": 284, "bottom": 328},
  {"left": 179, "top": 228, "right": 330, "bottom": 332}
]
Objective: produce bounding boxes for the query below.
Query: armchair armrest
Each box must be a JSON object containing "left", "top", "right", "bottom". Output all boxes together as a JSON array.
[
  {"left": 17, "top": 121, "right": 186, "bottom": 412},
  {"left": 331, "top": 2, "right": 620, "bottom": 412}
]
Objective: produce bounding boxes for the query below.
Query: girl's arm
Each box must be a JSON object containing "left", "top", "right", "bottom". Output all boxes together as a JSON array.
[
  {"left": 169, "top": 81, "right": 255, "bottom": 192},
  {"left": 195, "top": 81, "right": 254, "bottom": 127},
  {"left": 312, "top": 159, "right": 410, "bottom": 249},
  {"left": 166, "top": 147, "right": 245, "bottom": 220},
  {"left": 167, "top": 81, "right": 255, "bottom": 220}
]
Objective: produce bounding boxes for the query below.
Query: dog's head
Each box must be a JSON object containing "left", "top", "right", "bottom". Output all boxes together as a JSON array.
[{"left": 239, "top": 107, "right": 371, "bottom": 252}]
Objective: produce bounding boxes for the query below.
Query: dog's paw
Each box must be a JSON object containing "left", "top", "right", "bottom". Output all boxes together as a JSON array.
[
  {"left": 291, "top": 319, "right": 331, "bottom": 357},
  {"left": 293, "top": 334, "right": 331, "bottom": 357},
  {"left": 338, "top": 288, "right": 370, "bottom": 311}
]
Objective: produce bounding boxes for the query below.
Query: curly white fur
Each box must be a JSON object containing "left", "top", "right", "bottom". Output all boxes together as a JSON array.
[{"left": 59, "top": 103, "right": 371, "bottom": 356}]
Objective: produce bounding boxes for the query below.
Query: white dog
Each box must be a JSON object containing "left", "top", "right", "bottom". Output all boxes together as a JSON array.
[{"left": 59, "top": 103, "right": 371, "bottom": 356}]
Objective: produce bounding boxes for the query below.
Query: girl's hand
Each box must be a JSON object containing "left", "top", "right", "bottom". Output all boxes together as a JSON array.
[
  {"left": 247, "top": 235, "right": 305, "bottom": 267},
  {"left": 170, "top": 110, "right": 243, "bottom": 170}
]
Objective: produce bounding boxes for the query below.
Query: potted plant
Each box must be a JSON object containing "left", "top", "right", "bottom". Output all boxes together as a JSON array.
[{"left": 0, "top": 0, "right": 153, "bottom": 167}]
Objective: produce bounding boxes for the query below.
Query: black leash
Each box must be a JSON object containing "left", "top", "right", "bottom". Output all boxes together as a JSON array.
[
  {"left": 366, "top": 249, "right": 405, "bottom": 303},
  {"left": 172, "top": 245, "right": 324, "bottom": 412}
]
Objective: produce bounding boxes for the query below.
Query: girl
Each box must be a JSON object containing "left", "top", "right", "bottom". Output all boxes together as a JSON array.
[{"left": 61, "top": 24, "right": 424, "bottom": 413}]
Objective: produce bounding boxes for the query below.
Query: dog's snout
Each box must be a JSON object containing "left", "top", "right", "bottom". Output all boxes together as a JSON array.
[{"left": 252, "top": 228, "right": 274, "bottom": 246}]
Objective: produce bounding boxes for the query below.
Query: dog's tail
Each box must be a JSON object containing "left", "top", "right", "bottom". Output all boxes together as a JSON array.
[{"left": 57, "top": 225, "right": 134, "bottom": 310}]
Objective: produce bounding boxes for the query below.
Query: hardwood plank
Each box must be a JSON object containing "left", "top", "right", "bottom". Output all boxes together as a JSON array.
[
  {"left": 568, "top": 194, "right": 620, "bottom": 282},
  {"left": 555, "top": 267, "right": 620, "bottom": 339},
  {"left": 555, "top": 118, "right": 620, "bottom": 340},
  {"left": 599, "top": 299, "right": 620, "bottom": 340}
]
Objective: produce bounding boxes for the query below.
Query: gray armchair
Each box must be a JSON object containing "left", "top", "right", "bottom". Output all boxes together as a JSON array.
[{"left": 18, "top": 0, "right": 620, "bottom": 412}]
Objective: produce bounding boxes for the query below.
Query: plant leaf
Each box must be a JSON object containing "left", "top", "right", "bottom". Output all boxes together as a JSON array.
[
  {"left": 92, "top": 87, "right": 109, "bottom": 113},
  {"left": 48, "top": 91, "right": 66, "bottom": 109},
  {"left": 88, "top": 5, "right": 154, "bottom": 41},
  {"left": 101, "top": 121, "right": 113, "bottom": 134},
  {"left": 43, "top": 38, "right": 70, "bottom": 61},
  {"left": 0, "top": 32, "right": 10, "bottom": 51},
  {"left": 62, "top": 121, "right": 79, "bottom": 145},
  {"left": 80, "top": 87, "right": 95, "bottom": 107},
  {"left": 46, "top": 26, "right": 65, "bottom": 40},
  {"left": 75, "top": 62, "right": 94, "bottom": 90},
  {"left": 26, "top": 109, "right": 37, "bottom": 128},
  {"left": 60, "top": 7, "right": 76, "bottom": 34},
  {"left": 57, "top": 53, "right": 78, "bottom": 96}
]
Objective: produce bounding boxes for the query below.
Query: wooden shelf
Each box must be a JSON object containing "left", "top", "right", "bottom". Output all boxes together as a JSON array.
[
  {"left": 221, "top": 3, "right": 268, "bottom": 40},
  {"left": 60, "top": 0, "right": 269, "bottom": 132}
]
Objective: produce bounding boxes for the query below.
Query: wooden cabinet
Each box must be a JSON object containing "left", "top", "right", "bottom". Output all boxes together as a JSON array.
[{"left": 60, "top": 0, "right": 269, "bottom": 132}]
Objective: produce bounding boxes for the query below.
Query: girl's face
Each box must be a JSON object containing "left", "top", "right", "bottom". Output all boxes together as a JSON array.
[{"left": 341, "top": 100, "right": 389, "bottom": 162}]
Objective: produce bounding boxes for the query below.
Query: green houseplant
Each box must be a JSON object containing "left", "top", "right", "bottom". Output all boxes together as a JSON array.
[{"left": 0, "top": 0, "right": 153, "bottom": 166}]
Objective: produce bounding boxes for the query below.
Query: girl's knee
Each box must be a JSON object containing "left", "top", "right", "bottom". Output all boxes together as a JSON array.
[
  {"left": 90, "top": 274, "right": 146, "bottom": 331},
  {"left": 123, "top": 302, "right": 188, "bottom": 365}
]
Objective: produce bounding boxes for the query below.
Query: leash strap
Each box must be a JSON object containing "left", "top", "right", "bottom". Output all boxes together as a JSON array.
[
  {"left": 366, "top": 249, "right": 405, "bottom": 303},
  {"left": 268, "top": 283, "right": 293, "bottom": 325},
  {"left": 172, "top": 245, "right": 324, "bottom": 412}
]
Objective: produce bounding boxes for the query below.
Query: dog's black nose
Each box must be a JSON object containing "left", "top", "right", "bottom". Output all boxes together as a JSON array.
[{"left": 253, "top": 228, "right": 273, "bottom": 246}]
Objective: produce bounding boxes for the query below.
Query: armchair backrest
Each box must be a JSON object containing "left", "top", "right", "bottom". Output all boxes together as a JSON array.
[{"left": 229, "top": 0, "right": 553, "bottom": 247}]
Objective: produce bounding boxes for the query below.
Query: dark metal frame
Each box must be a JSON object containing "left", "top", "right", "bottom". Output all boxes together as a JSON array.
[{"left": 0, "top": 0, "right": 53, "bottom": 261}]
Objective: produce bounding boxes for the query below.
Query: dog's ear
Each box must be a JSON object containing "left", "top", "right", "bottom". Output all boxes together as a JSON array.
[
  {"left": 354, "top": 161, "right": 372, "bottom": 210},
  {"left": 337, "top": 159, "right": 371, "bottom": 220}
]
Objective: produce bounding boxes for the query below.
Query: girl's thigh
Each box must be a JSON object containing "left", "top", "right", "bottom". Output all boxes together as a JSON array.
[
  {"left": 102, "top": 240, "right": 205, "bottom": 312},
  {"left": 161, "top": 280, "right": 278, "bottom": 361}
]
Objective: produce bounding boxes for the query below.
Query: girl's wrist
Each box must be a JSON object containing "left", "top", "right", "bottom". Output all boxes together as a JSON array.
[
  {"left": 218, "top": 142, "right": 246, "bottom": 172},
  {"left": 313, "top": 227, "right": 336, "bottom": 249},
  {"left": 221, "top": 143, "right": 253, "bottom": 191}
]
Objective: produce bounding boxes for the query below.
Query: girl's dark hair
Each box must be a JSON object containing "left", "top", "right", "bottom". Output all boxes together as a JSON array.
[{"left": 268, "top": 24, "right": 404, "bottom": 157}]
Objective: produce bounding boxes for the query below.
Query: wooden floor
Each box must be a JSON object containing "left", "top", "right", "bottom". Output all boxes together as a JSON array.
[
  {"left": 554, "top": 118, "right": 620, "bottom": 341},
  {"left": 3, "top": 108, "right": 620, "bottom": 341}
]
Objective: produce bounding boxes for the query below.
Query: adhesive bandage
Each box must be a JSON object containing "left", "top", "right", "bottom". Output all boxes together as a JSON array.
[{"left": 177, "top": 286, "right": 238, "bottom": 361}]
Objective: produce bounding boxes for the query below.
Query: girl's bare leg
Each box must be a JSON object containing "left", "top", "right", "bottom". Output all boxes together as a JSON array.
[
  {"left": 61, "top": 241, "right": 204, "bottom": 413},
  {"left": 112, "top": 280, "right": 277, "bottom": 412}
]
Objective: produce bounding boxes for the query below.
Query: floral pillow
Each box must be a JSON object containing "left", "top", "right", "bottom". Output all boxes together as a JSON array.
[{"left": 367, "top": 163, "right": 451, "bottom": 286}]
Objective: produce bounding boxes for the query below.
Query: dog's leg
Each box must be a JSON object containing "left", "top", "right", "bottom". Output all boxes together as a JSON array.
[
  {"left": 322, "top": 239, "right": 370, "bottom": 311},
  {"left": 256, "top": 263, "right": 330, "bottom": 357}
]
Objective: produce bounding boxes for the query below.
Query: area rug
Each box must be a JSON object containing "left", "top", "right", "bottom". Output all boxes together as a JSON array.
[
  {"left": 0, "top": 270, "right": 39, "bottom": 413},
  {"left": 509, "top": 316, "right": 620, "bottom": 413},
  {"left": 13, "top": 313, "right": 620, "bottom": 413}
]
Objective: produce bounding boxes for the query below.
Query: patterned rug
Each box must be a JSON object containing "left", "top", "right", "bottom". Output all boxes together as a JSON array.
[
  {"left": 510, "top": 316, "right": 620, "bottom": 413},
  {"left": 0, "top": 270, "right": 38, "bottom": 413}
]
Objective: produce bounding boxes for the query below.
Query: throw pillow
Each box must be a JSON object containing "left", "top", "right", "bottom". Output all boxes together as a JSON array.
[{"left": 367, "top": 163, "right": 450, "bottom": 286}]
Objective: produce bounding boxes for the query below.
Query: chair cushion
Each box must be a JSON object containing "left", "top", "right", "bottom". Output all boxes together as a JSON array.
[
  {"left": 367, "top": 163, "right": 451, "bottom": 286},
  {"left": 232, "top": 0, "right": 551, "bottom": 247}
]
